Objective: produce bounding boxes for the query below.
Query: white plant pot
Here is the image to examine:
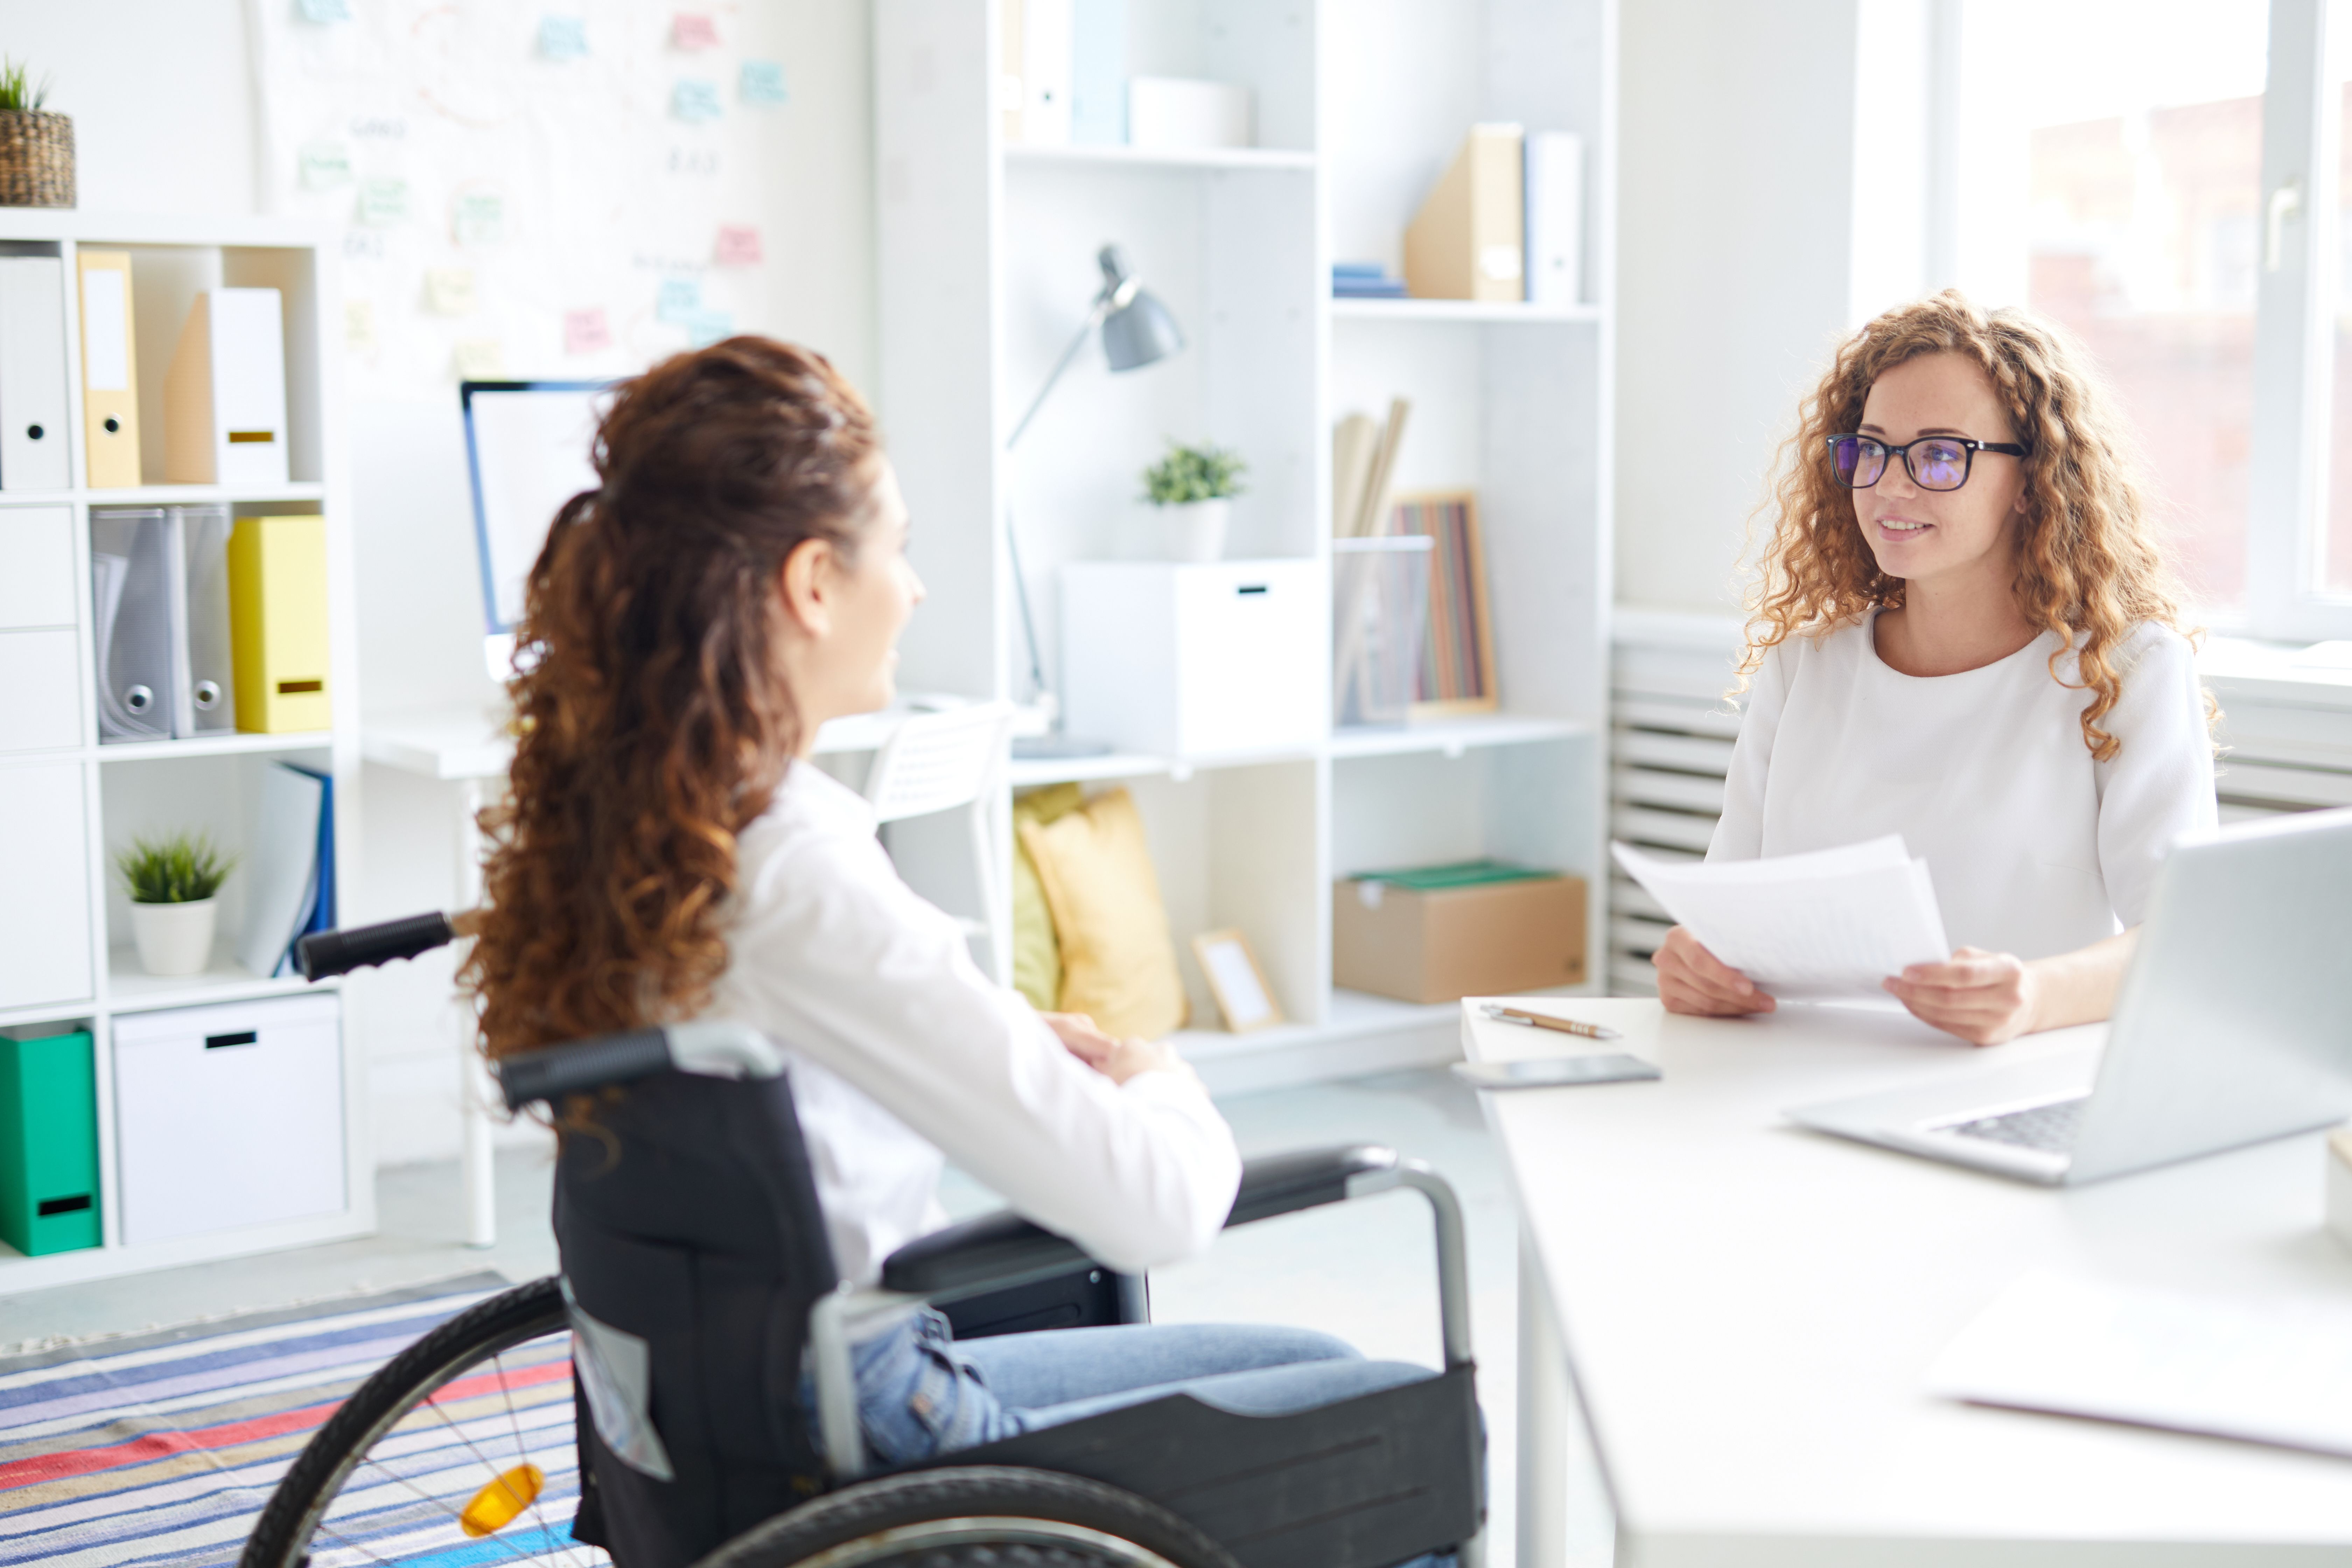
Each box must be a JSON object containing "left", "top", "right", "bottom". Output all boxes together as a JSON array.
[
  {"left": 1160, "top": 498, "right": 1231, "bottom": 563},
  {"left": 130, "top": 898, "right": 218, "bottom": 978}
]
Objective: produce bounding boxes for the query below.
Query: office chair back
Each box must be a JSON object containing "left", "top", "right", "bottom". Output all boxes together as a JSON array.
[{"left": 863, "top": 705, "right": 1010, "bottom": 824}]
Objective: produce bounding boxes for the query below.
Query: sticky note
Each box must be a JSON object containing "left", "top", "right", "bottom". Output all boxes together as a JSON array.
[
  {"left": 538, "top": 15, "right": 588, "bottom": 60},
  {"left": 656, "top": 276, "right": 701, "bottom": 324},
  {"left": 298, "top": 0, "right": 351, "bottom": 21},
  {"left": 671, "top": 13, "right": 720, "bottom": 49},
  {"left": 672, "top": 79, "right": 723, "bottom": 123},
  {"left": 298, "top": 141, "right": 351, "bottom": 191},
  {"left": 740, "top": 60, "right": 788, "bottom": 105},
  {"left": 454, "top": 339, "right": 506, "bottom": 380},
  {"left": 345, "top": 299, "right": 377, "bottom": 355},
  {"left": 685, "top": 308, "right": 734, "bottom": 347},
  {"left": 564, "top": 307, "right": 611, "bottom": 355},
  {"left": 357, "top": 177, "right": 410, "bottom": 226},
  {"left": 714, "top": 224, "right": 762, "bottom": 265},
  {"left": 454, "top": 192, "right": 504, "bottom": 248},
  {"left": 425, "top": 268, "right": 477, "bottom": 316}
]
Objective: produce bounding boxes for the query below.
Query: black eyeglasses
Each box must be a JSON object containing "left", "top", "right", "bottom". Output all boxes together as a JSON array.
[{"left": 1827, "top": 433, "right": 2029, "bottom": 492}]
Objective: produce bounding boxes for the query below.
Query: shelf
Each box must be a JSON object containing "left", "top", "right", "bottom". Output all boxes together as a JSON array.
[
  {"left": 1329, "top": 298, "right": 1603, "bottom": 324},
  {"left": 74, "top": 482, "right": 328, "bottom": 506},
  {"left": 1327, "top": 713, "right": 1590, "bottom": 760},
  {"left": 0, "top": 996, "right": 96, "bottom": 1032},
  {"left": 1008, "top": 750, "right": 1174, "bottom": 788},
  {"left": 1006, "top": 142, "right": 1316, "bottom": 173},
  {"left": 97, "top": 730, "right": 334, "bottom": 763},
  {"left": 104, "top": 946, "right": 335, "bottom": 1015}
]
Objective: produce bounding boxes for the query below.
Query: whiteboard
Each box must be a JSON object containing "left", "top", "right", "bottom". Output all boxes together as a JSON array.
[{"left": 461, "top": 383, "right": 608, "bottom": 635}]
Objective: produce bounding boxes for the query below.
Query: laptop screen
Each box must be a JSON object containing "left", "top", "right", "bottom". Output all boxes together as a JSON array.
[{"left": 460, "top": 379, "right": 611, "bottom": 636}]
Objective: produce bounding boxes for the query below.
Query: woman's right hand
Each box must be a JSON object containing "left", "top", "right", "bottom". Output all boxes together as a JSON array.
[
  {"left": 1099, "top": 1035, "right": 1195, "bottom": 1086},
  {"left": 1654, "top": 925, "right": 1775, "bottom": 1016}
]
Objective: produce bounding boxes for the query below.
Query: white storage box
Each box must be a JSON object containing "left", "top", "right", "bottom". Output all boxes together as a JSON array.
[
  {"left": 1061, "top": 560, "right": 1322, "bottom": 757},
  {"left": 112, "top": 992, "right": 344, "bottom": 1245}
]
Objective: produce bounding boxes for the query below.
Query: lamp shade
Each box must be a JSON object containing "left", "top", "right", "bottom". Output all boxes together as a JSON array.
[{"left": 1093, "top": 243, "right": 1185, "bottom": 371}]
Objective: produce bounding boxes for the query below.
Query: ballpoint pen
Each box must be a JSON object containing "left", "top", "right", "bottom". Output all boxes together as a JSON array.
[{"left": 1481, "top": 1003, "right": 1623, "bottom": 1041}]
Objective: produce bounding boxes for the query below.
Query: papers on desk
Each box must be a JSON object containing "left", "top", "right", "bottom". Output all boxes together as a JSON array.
[
  {"left": 1610, "top": 835, "right": 1949, "bottom": 999},
  {"left": 1929, "top": 1270, "right": 2352, "bottom": 1460}
]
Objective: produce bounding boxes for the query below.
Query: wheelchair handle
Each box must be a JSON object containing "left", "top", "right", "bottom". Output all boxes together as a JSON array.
[
  {"left": 296, "top": 909, "right": 483, "bottom": 981},
  {"left": 496, "top": 1020, "right": 783, "bottom": 1111}
]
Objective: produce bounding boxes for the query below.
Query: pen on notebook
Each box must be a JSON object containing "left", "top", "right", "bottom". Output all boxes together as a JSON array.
[{"left": 1482, "top": 1004, "right": 1623, "bottom": 1041}]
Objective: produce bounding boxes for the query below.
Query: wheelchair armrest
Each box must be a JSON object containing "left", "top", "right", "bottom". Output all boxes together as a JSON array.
[{"left": 1227, "top": 1143, "right": 1399, "bottom": 1227}]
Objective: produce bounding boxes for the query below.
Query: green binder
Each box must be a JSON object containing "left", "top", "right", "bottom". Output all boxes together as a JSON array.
[{"left": 0, "top": 1030, "right": 101, "bottom": 1257}]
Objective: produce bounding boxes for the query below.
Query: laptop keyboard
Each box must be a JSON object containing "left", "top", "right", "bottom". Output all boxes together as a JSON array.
[{"left": 1940, "top": 1096, "right": 2089, "bottom": 1153}]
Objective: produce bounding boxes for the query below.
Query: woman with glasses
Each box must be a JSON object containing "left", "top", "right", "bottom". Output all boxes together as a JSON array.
[{"left": 1654, "top": 291, "right": 2215, "bottom": 1044}]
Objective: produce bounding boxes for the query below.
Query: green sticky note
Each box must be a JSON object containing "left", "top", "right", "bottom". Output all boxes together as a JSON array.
[
  {"left": 672, "top": 79, "right": 722, "bottom": 123},
  {"left": 357, "top": 177, "right": 410, "bottom": 226},
  {"left": 454, "top": 191, "right": 504, "bottom": 248},
  {"left": 740, "top": 59, "right": 788, "bottom": 105},
  {"left": 298, "top": 140, "right": 351, "bottom": 191}
]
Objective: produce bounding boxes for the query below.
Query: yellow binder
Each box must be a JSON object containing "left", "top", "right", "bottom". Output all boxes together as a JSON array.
[
  {"left": 226, "top": 515, "right": 331, "bottom": 733},
  {"left": 75, "top": 251, "right": 141, "bottom": 488}
]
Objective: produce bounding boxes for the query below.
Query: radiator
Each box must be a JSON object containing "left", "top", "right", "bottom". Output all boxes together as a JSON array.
[{"left": 1608, "top": 618, "right": 2352, "bottom": 998}]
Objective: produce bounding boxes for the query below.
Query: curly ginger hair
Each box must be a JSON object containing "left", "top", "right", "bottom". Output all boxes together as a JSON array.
[
  {"left": 1743, "top": 290, "right": 2197, "bottom": 761},
  {"left": 458, "top": 337, "right": 882, "bottom": 1065}
]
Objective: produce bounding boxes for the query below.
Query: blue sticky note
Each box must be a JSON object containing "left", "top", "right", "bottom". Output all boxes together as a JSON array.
[
  {"left": 672, "top": 79, "right": 723, "bottom": 123},
  {"left": 297, "top": 0, "right": 351, "bottom": 21},
  {"left": 539, "top": 15, "right": 588, "bottom": 60},
  {"left": 740, "top": 60, "right": 788, "bottom": 106},
  {"left": 656, "top": 277, "right": 701, "bottom": 324},
  {"left": 686, "top": 308, "right": 734, "bottom": 347}
]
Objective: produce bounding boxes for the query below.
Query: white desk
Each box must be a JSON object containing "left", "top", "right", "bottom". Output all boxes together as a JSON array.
[{"left": 1465, "top": 997, "right": 2352, "bottom": 1568}]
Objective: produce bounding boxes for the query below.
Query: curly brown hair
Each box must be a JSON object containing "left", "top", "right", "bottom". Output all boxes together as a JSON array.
[
  {"left": 458, "top": 337, "right": 881, "bottom": 1065},
  {"left": 1743, "top": 289, "right": 2195, "bottom": 761}
]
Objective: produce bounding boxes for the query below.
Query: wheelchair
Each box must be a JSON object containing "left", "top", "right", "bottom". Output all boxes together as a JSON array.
[{"left": 239, "top": 913, "right": 1485, "bottom": 1568}]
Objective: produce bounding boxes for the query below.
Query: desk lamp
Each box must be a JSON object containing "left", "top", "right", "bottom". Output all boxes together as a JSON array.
[{"left": 1006, "top": 243, "right": 1186, "bottom": 760}]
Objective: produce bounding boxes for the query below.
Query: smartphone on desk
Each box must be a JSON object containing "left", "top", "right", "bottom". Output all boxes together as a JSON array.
[{"left": 1452, "top": 1054, "right": 1661, "bottom": 1091}]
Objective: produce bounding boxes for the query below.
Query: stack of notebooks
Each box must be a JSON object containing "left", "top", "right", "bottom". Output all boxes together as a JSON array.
[{"left": 1332, "top": 263, "right": 1408, "bottom": 300}]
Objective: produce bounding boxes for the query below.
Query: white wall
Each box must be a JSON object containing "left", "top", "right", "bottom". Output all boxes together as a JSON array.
[{"left": 12, "top": 0, "right": 878, "bottom": 1166}]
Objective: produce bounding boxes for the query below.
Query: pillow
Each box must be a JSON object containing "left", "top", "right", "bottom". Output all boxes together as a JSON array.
[
  {"left": 1010, "top": 782, "right": 1084, "bottom": 1011},
  {"left": 1018, "top": 786, "right": 1188, "bottom": 1040}
]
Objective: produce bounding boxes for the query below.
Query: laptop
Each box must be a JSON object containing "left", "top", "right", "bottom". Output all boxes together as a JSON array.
[{"left": 1786, "top": 807, "right": 2352, "bottom": 1185}]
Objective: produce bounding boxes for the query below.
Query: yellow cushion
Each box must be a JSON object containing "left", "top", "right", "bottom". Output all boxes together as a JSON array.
[
  {"left": 1018, "top": 786, "right": 1188, "bottom": 1040},
  {"left": 1010, "top": 782, "right": 1085, "bottom": 1011}
]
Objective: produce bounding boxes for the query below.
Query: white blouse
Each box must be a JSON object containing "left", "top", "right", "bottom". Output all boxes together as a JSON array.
[
  {"left": 1708, "top": 610, "right": 2217, "bottom": 960},
  {"left": 703, "top": 761, "right": 1241, "bottom": 1284}
]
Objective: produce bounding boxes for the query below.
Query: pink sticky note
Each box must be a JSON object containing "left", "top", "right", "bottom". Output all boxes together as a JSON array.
[
  {"left": 564, "top": 307, "right": 611, "bottom": 355},
  {"left": 671, "top": 12, "right": 718, "bottom": 49},
  {"left": 714, "top": 224, "right": 763, "bottom": 265}
]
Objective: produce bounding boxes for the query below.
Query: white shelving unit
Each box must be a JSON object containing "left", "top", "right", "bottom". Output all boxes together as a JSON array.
[
  {"left": 0, "top": 211, "right": 368, "bottom": 1290},
  {"left": 877, "top": 0, "right": 1615, "bottom": 1086}
]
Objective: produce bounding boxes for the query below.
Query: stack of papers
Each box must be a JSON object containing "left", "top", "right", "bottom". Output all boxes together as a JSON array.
[
  {"left": 1929, "top": 1270, "right": 2352, "bottom": 1459},
  {"left": 1611, "top": 835, "right": 1949, "bottom": 999}
]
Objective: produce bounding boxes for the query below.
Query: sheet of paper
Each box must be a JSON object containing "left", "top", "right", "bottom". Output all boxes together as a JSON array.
[
  {"left": 1929, "top": 1270, "right": 2352, "bottom": 1460},
  {"left": 1611, "top": 835, "right": 1949, "bottom": 999}
]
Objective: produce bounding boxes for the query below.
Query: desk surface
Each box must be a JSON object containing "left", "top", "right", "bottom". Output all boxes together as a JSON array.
[{"left": 1465, "top": 997, "right": 2352, "bottom": 1564}]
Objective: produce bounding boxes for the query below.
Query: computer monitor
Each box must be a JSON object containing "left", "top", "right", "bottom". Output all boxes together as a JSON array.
[{"left": 459, "top": 379, "right": 610, "bottom": 674}]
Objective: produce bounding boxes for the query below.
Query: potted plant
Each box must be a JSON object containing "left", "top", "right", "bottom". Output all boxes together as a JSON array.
[
  {"left": 0, "top": 59, "right": 71, "bottom": 209},
  {"left": 1141, "top": 440, "right": 1246, "bottom": 562},
  {"left": 118, "top": 833, "right": 234, "bottom": 978}
]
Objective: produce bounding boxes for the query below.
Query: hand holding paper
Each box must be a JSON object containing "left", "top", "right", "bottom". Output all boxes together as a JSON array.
[{"left": 1614, "top": 836, "right": 1950, "bottom": 1001}]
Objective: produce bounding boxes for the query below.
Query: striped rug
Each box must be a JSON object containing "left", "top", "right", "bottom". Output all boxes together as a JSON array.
[{"left": 0, "top": 1273, "right": 600, "bottom": 1567}]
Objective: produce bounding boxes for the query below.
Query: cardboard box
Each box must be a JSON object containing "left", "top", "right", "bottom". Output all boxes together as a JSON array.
[{"left": 1334, "top": 872, "right": 1586, "bottom": 1004}]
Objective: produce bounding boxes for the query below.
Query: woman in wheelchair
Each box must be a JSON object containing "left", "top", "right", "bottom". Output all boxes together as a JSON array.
[{"left": 428, "top": 337, "right": 1477, "bottom": 1568}]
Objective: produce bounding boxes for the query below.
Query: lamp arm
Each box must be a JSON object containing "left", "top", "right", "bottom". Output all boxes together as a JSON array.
[
  {"left": 1007, "top": 292, "right": 1114, "bottom": 452},
  {"left": 1001, "top": 287, "right": 1114, "bottom": 713}
]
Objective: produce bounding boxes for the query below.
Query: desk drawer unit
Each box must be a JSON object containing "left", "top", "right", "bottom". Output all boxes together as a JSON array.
[{"left": 112, "top": 992, "right": 344, "bottom": 1245}]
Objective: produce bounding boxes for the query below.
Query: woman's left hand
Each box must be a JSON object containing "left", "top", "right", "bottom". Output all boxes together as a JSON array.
[
  {"left": 1882, "top": 947, "right": 2040, "bottom": 1046},
  {"left": 1042, "top": 1011, "right": 1119, "bottom": 1068}
]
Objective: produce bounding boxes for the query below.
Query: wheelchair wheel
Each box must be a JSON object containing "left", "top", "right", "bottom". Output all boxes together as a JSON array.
[
  {"left": 694, "top": 1467, "right": 1241, "bottom": 1568},
  {"left": 240, "top": 1277, "right": 610, "bottom": 1567}
]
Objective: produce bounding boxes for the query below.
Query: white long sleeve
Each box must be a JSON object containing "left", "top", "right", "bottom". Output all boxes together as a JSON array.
[{"left": 705, "top": 763, "right": 1241, "bottom": 1283}]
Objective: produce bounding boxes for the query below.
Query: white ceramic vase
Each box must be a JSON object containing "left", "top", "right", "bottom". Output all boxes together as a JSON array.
[
  {"left": 131, "top": 897, "right": 218, "bottom": 978},
  {"left": 1161, "top": 498, "right": 1231, "bottom": 563}
]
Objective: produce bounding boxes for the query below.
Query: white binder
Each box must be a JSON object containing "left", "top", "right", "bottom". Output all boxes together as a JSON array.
[
  {"left": 1524, "top": 132, "right": 1584, "bottom": 308},
  {"left": 0, "top": 253, "right": 72, "bottom": 491},
  {"left": 164, "top": 288, "right": 290, "bottom": 486}
]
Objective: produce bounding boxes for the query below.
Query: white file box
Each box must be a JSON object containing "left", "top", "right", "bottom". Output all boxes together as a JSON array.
[
  {"left": 1060, "top": 559, "right": 1322, "bottom": 757},
  {"left": 113, "top": 992, "right": 345, "bottom": 1245},
  {"left": 0, "top": 763, "right": 91, "bottom": 1009},
  {"left": 164, "top": 288, "right": 290, "bottom": 486},
  {"left": 0, "top": 254, "right": 71, "bottom": 492}
]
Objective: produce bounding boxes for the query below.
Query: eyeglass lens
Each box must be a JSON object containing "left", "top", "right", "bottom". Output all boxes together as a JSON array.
[{"left": 1830, "top": 437, "right": 1971, "bottom": 491}]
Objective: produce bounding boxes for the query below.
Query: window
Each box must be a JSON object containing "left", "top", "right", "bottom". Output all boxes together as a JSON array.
[{"left": 1953, "top": 0, "right": 2352, "bottom": 641}]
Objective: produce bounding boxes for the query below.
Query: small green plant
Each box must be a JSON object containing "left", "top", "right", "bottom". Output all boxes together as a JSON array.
[
  {"left": 1141, "top": 440, "right": 1247, "bottom": 506},
  {"left": 117, "top": 833, "right": 234, "bottom": 905},
  {"left": 0, "top": 59, "right": 51, "bottom": 115}
]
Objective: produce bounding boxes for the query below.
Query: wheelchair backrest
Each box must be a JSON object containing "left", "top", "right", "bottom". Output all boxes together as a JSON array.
[{"left": 553, "top": 1067, "right": 840, "bottom": 1568}]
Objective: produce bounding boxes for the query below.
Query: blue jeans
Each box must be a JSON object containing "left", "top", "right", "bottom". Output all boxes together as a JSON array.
[{"left": 831, "top": 1307, "right": 1463, "bottom": 1568}]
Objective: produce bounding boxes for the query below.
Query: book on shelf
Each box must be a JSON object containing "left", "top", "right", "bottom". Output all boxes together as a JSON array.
[
  {"left": 1524, "top": 132, "right": 1584, "bottom": 307},
  {"left": 1332, "top": 262, "right": 1408, "bottom": 299},
  {"left": 1396, "top": 491, "right": 1498, "bottom": 714},
  {"left": 238, "top": 760, "right": 334, "bottom": 979},
  {"left": 1331, "top": 397, "right": 1410, "bottom": 539},
  {"left": 1405, "top": 124, "right": 1526, "bottom": 303}
]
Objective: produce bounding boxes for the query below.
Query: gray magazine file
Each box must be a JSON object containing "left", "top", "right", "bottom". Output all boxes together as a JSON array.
[
  {"left": 91, "top": 506, "right": 175, "bottom": 742},
  {"left": 175, "top": 504, "right": 236, "bottom": 734}
]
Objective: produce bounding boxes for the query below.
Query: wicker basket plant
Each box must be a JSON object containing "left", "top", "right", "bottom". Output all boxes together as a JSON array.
[{"left": 0, "top": 60, "right": 72, "bottom": 209}]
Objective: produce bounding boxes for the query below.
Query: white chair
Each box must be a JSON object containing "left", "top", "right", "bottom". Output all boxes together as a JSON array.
[{"left": 862, "top": 704, "right": 1016, "bottom": 984}]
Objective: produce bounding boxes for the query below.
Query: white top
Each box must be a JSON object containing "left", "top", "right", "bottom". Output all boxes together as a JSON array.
[
  {"left": 704, "top": 762, "right": 1241, "bottom": 1284},
  {"left": 1710, "top": 611, "right": 2216, "bottom": 959}
]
